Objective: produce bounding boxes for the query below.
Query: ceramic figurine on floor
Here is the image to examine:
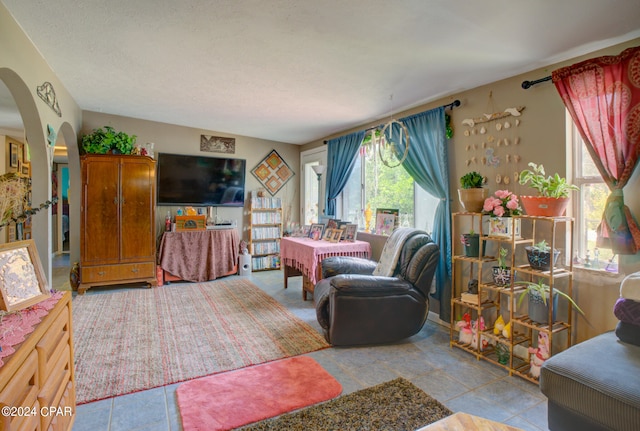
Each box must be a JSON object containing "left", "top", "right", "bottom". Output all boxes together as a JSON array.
[
  {"left": 456, "top": 312, "right": 473, "bottom": 344},
  {"left": 494, "top": 315, "right": 505, "bottom": 335},
  {"left": 528, "top": 331, "right": 550, "bottom": 378}
]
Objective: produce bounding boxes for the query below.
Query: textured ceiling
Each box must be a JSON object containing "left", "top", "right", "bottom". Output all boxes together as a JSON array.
[{"left": 2, "top": 0, "right": 640, "bottom": 144}]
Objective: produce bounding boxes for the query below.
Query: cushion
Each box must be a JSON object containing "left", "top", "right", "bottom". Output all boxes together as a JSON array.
[
  {"left": 620, "top": 271, "right": 640, "bottom": 301},
  {"left": 616, "top": 320, "right": 640, "bottom": 347},
  {"left": 540, "top": 331, "right": 640, "bottom": 431},
  {"left": 614, "top": 297, "right": 640, "bottom": 326}
]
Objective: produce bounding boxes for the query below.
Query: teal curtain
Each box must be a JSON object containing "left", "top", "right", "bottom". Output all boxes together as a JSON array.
[
  {"left": 396, "top": 107, "right": 452, "bottom": 322},
  {"left": 325, "top": 130, "right": 366, "bottom": 216}
]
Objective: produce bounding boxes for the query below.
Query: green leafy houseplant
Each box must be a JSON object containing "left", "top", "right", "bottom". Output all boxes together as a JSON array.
[
  {"left": 460, "top": 171, "right": 484, "bottom": 189},
  {"left": 518, "top": 162, "right": 579, "bottom": 198},
  {"left": 492, "top": 247, "right": 511, "bottom": 286},
  {"left": 458, "top": 171, "right": 487, "bottom": 212},
  {"left": 516, "top": 280, "right": 585, "bottom": 324},
  {"left": 82, "top": 126, "right": 137, "bottom": 155}
]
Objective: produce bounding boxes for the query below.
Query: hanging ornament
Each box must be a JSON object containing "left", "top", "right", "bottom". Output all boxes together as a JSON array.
[{"left": 445, "top": 114, "right": 454, "bottom": 139}]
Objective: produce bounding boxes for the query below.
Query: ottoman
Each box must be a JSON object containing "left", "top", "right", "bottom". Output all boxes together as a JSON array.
[{"left": 540, "top": 331, "right": 640, "bottom": 431}]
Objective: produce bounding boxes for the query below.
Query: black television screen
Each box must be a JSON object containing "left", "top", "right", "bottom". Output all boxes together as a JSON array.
[{"left": 156, "top": 153, "right": 246, "bottom": 207}]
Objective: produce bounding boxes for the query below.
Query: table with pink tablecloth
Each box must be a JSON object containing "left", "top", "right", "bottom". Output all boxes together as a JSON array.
[
  {"left": 280, "top": 237, "right": 371, "bottom": 299},
  {"left": 158, "top": 229, "right": 239, "bottom": 283}
]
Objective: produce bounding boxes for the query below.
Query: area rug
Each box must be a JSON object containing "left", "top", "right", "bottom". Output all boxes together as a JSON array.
[
  {"left": 72, "top": 278, "right": 329, "bottom": 404},
  {"left": 176, "top": 356, "right": 342, "bottom": 431},
  {"left": 238, "top": 377, "right": 452, "bottom": 431}
]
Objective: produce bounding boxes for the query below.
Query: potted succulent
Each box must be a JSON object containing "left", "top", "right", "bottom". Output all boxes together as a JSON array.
[
  {"left": 518, "top": 162, "right": 579, "bottom": 217},
  {"left": 81, "top": 126, "right": 137, "bottom": 155},
  {"left": 492, "top": 247, "right": 511, "bottom": 286},
  {"left": 516, "top": 280, "right": 585, "bottom": 325},
  {"left": 458, "top": 171, "right": 487, "bottom": 212},
  {"left": 460, "top": 229, "right": 480, "bottom": 257},
  {"left": 525, "top": 239, "right": 561, "bottom": 271}
]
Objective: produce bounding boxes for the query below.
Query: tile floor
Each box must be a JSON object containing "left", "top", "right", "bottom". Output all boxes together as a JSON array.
[{"left": 54, "top": 261, "right": 549, "bottom": 431}]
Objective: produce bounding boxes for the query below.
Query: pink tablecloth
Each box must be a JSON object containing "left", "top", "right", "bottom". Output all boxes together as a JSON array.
[
  {"left": 280, "top": 237, "right": 371, "bottom": 284},
  {"left": 158, "top": 229, "right": 239, "bottom": 282}
]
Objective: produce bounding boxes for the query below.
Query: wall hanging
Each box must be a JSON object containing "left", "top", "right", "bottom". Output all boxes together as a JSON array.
[{"left": 251, "top": 149, "right": 294, "bottom": 196}]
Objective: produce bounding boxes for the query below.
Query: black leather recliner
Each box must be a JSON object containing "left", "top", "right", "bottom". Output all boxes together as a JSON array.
[{"left": 314, "top": 229, "right": 440, "bottom": 346}]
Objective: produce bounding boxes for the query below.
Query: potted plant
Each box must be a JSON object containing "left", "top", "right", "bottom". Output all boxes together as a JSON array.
[
  {"left": 516, "top": 280, "right": 585, "bottom": 325},
  {"left": 525, "top": 239, "right": 561, "bottom": 271},
  {"left": 458, "top": 171, "right": 487, "bottom": 212},
  {"left": 492, "top": 247, "right": 511, "bottom": 286},
  {"left": 460, "top": 229, "right": 480, "bottom": 257},
  {"left": 518, "top": 162, "right": 579, "bottom": 217},
  {"left": 81, "top": 126, "right": 137, "bottom": 155},
  {"left": 483, "top": 190, "right": 522, "bottom": 238}
]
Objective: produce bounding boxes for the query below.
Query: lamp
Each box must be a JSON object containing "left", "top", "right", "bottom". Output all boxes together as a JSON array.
[{"left": 311, "top": 165, "right": 325, "bottom": 222}]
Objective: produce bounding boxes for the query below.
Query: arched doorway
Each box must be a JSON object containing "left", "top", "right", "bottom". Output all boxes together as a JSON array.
[{"left": 0, "top": 67, "right": 63, "bottom": 286}]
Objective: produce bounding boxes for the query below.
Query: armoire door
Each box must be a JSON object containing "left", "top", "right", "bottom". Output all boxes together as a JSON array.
[
  {"left": 81, "top": 156, "right": 120, "bottom": 264},
  {"left": 120, "top": 157, "right": 156, "bottom": 262}
]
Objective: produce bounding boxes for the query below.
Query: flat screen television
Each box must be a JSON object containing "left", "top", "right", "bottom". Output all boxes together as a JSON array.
[{"left": 156, "top": 152, "right": 246, "bottom": 207}]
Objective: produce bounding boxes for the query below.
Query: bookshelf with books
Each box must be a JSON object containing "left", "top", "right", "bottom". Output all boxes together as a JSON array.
[{"left": 248, "top": 193, "right": 282, "bottom": 271}]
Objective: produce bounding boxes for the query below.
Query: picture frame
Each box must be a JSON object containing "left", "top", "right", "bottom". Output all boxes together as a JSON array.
[
  {"left": 9, "top": 142, "right": 19, "bottom": 168},
  {"left": 21, "top": 161, "right": 31, "bottom": 177},
  {"left": 323, "top": 227, "right": 334, "bottom": 241},
  {"left": 329, "top": 229, "right": 343, "bottom": 243},
  {"left": 344, "top": 224, "right": 358, "bottom": 242},
  {"left": 376, "top": 212, "right": 396, "bottom": 236},
  {"left": 0, "top": 240, "right": 50, "bottom": 312},
  {"left": 326, "top": 218, "right": 340, "bottom": 230},
  {"left": 309, "top": 223, "right": 324, "bottom": 240}
]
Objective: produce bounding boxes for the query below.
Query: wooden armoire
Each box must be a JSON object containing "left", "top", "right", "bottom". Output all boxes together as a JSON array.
[{"left": 79, "top": 154, "right": 157, "bottom": 294}]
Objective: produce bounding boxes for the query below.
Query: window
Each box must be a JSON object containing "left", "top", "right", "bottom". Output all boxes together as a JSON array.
[
  {"left": 340, "top": 146, "right": 439, "bottom": 234},
  {"left": 570, "top": 118, "right": 618, "bottom": 272}
]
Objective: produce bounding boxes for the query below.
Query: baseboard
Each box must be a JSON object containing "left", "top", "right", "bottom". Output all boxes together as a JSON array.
[{"left": 427, "top": 312, "right": 450, "bottom": 328}]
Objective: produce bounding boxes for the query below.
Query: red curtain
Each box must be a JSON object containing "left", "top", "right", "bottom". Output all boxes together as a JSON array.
[{"left": 553, "top": 46, "right": 640, "bottom": 254}]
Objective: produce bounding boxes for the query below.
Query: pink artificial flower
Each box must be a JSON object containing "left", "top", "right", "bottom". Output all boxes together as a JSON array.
[
  {"left": 506, "top": 198, "right": 519, "bottom": 210},
  {"left": 494, "top": 189, "right": 511, "bottom": 199},
  {"left": 493, "top": 206, "right": 505, "bottom": 217}
]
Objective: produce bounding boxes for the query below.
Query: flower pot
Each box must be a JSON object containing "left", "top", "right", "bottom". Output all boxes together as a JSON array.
[
  {"left": 458, "top": 188, "right": 487, "bottom": 213},
  {"left": 525, "top": 246, "right": 561, "bottom": 271},
  {"left": 492, "top": 267, "right": 511, "bottom": 286},
  {"left": 520, "top": 196, "right": 570, "bottom": 217},
  {"left": 528, "top": 290, "right": 558, "bottom": 325},
  {"left": 488, "top": 217, "right": 521, "bottom": 238},
  {"left": 462, "top": 234, "right": 480, "bottom": 257}
]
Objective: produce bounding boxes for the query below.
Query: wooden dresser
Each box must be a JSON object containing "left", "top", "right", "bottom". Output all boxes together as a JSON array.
[
  {"left": 0, "top": 292, "right": 75, "bottom": 431},
  {"left": 79, "top": 154, "right": 157, "bottom": 294}
]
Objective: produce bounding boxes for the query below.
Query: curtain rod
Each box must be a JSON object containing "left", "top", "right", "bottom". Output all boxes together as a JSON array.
[
  {"left": 323, "top": 99, "right": 462, "bottom": 143},
  {"left": 361, "top": 99, "right": 462, "bottom": 133},
  {"left": 522, "top": 75, "right": 552, "bottom": 89}
]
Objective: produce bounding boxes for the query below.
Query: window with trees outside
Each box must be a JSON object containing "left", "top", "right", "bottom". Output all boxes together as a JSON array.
[
  {"left": 339, "top": 144, "right": 439, "bottom": 235},
  {"left": 570, "top": 118, "right": 618, "bottom": 272}
]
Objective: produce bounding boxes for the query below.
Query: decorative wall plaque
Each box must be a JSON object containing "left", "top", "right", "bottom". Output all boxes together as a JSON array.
[
  {"left": 251, "top": 150, "right": 294, "bottom": 196},
  {"left": 200, "top": 135, "right": 235, "bottom": 154}
]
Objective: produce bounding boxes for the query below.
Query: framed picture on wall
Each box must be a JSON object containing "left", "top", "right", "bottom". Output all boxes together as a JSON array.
[{"left": 9, "top": 142, "right": 19, "bottom": 168}]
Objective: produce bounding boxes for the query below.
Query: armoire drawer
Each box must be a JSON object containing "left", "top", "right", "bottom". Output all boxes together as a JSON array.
[{"left": 81, "top": 262, "right": 155, "bottom": 282}]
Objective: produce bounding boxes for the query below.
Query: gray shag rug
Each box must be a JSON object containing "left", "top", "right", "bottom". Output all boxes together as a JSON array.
[{"left": 238, "top": 377, "right": 452, "bottom": 430}]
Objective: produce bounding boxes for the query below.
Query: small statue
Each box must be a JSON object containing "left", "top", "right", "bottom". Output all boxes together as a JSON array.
[
  {"left": 528, "top": 332, "right": 550, "bottom": 378},
  {"left": 69, "top": 262, "right": 80, "bottom": 290},
  {"left": 467, "top": 278, "right": 479, "bottom": 294},
  {"left": 364, "top": 203, "right": 373, "bottom": 232}
]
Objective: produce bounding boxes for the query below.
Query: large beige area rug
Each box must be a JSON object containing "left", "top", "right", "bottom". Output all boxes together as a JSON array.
[{"left": 72, "top": 278, "right": 329, "bottom": 404}]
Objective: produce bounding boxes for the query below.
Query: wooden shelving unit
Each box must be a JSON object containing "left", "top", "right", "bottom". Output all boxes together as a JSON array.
[
  {"left": 248, "top": 193, "right": 282, "bottom": 271},
  {"left": 450, "top": 212, "right": 575, "bottom": 383}
]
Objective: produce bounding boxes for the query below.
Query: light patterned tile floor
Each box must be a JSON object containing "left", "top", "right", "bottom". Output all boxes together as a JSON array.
[{"left": 62, "top": 265, "right": 549, "bottom": 431}]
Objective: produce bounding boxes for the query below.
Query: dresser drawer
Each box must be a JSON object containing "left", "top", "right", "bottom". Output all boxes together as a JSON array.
[
  {"left": 0, "top": 350, "right": 39, "bottom": 430},
  {"left": 44, "top": 381, "right": 74, "bottom": 431},
  {"left": 36, "top": 308, "right": 70, "bottom": 383},
  {"left": 38, "top": 344, "right": 71, "bottom": 428},
  {"left": 81, "top": 262, "right": 155, "bottom": 282}
]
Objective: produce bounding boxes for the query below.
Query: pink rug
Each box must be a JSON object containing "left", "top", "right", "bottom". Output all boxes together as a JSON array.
[{"left": 176, "top": 356, "right": 342, "bottom": 431}]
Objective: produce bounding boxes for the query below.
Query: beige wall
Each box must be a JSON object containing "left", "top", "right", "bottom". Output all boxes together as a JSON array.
[{"left": 81, "top": 111, "right": 300, "bottom": 244}]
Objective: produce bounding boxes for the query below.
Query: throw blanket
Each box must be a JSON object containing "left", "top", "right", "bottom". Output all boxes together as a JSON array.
[
  {"left": 373, "top": 228, "right": 420, "bottom": 277},
  {"left": 615, "top": 320, "right": 640, "bottom": 347},
  {"left": 620, "top": 271, "right": 640, "bottom": 301},
  {"left": 614, "top": 298, "right": 640, "bottom": 326}
]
